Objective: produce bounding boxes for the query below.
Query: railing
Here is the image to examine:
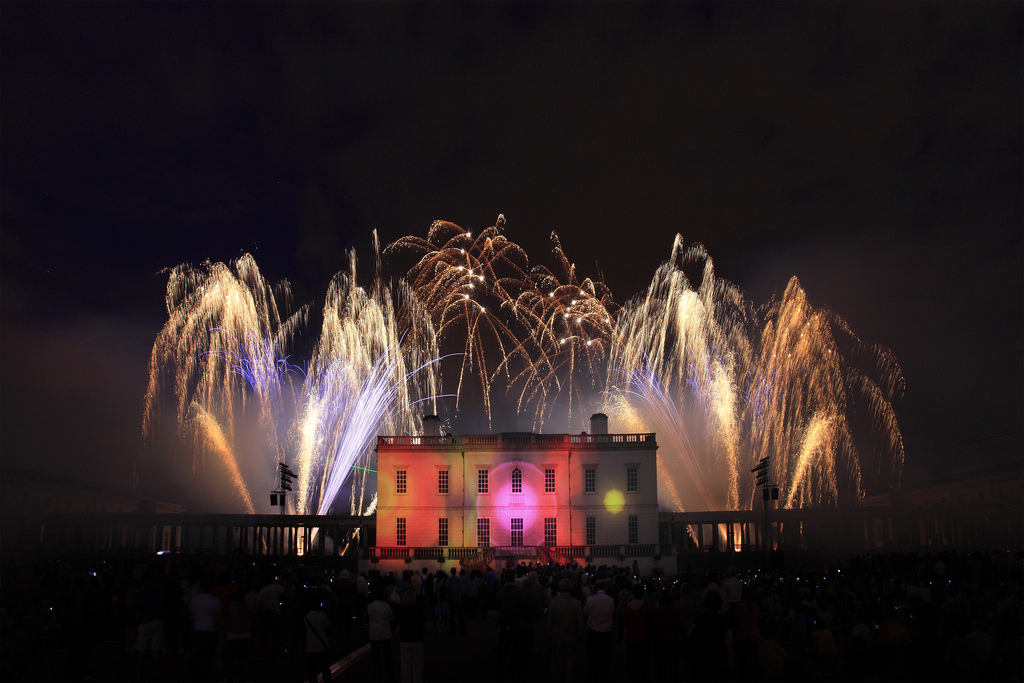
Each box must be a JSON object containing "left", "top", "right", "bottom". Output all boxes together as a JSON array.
[
  {"left": 494, "top": 545, "right": 540, "bottom": 560},
  {"left": 369, "top": 544, "right": 672, "bottom": 563},
  {"left": 378, "top": 433, "right": 657, "bottom": 449}
]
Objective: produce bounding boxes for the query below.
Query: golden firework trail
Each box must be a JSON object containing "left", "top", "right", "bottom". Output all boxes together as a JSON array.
[
  {"left": 502, "top": 231, "right": 617, "bottom": 431},
  {"left": 144, "top": 245, "right": 442, "bottom": 516},
  {"left": 605, "top": 235, "right": 904, "bottom": 511},
  {"left": 388, "top": 219, "right": 617, "bottom": 432},
  {"left": 606, "top": 236, "right": 751, "bottom": 511},
  {"left": 191, "top": 403, "right": 256, "bottom": 514},
  {"left": 143, "top": 255, "right": 306, "bottom": 505},
  {"left": 746, "top": 278, "right": 905, "bottom": 508},
  {"left": 385, "top": 216, "right": 534, "bottom": 427}
]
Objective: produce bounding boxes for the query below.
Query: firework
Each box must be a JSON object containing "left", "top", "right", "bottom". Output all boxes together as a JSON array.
[
  {"left": 145, "top": 222, "right": 904, "bottom": 516},
  {"left": 384, "top": 216, "right": 534, "bottom": 426},
  {"left": 605, "top": 235, "right": 904, "bottom": 510},
  {"left": 143, "top": 254, "right": 306, "bottom": 505},
  {"left": 144, "top": 243, "right": 443, "bottom": 516},
  {"left": 502, "top": 231, "right": 617, "bottom": 431},
  {"left": 294, "top": 242, "right": 443, "bottom": 515}
]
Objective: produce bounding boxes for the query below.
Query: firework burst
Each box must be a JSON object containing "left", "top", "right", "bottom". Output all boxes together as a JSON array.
[
  {"left": 605, "top": 235, "right": 904, "bottom": 510},
  {"left": 502, "top": 231, "right": 617, "bottom": 431},
  {"left": 385, "top": 216, "right": 533, "bottom": 426},
  {"left": 143, "top": 255, "right": 306, "bottom": 501},
  {"left": 294, "top": 241, "right": 443, "bottom": 515}
]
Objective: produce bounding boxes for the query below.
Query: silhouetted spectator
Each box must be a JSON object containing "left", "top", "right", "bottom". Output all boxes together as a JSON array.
[
  {"left": 304, "top": 596, "right": 332, "bottom": 683},
  {"left": 398, "top": 590, "right": 424, "bottom": 682},
  {"left": 548, "top": 578, "right": 584, "bottom": 681},
  {"left": 367, "top": 584, "right": 395, "bottom": 682},
  {"left": 584, "top": 579, "right": 615, "bottom": 681}
]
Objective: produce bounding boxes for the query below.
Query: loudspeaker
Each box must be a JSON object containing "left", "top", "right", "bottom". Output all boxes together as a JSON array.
[{"left": 270, "top": 493, "right": 278, "bottom": 506}]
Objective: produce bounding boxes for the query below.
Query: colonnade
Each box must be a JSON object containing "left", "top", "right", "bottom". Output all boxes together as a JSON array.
[
  {"left": 34, "top": 501, "right": 1017, "bottom": 559},
  {"left": 38, "top": 513, "right": 370, "bottom": 557}
]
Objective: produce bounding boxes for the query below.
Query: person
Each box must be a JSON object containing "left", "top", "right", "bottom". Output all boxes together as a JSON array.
[
  {"left": 651, "top": 589, "right": 681, "bottom": 681},
  {"left": 446, "top": 568, "right": 465, "bottom": 634},
  {"left": 583, "top": 579, "right": 615, "bottom": 681},
  {"left": 367, "top": 584, "right": 395, "bottom": 682},
  {"left": 257, "top": 575, "right": 286, "bottom": 654},
  {"left": 466, "top": 570, "right": 481, "bottom": 617},
  {"left": 134, "top": 566, "right": 165, "bottom": 681},
  {"left": 397, "top": 590, "right": 424, "bottom": 682},
  {"left": 547, "top": 578, "right": 584, "bottom": 681},
  {"left": 421, "top": 570, "right": 436, "bottom": 634},
  {"left": 686, "top": 589, "right": 732, "bottom": 681},
  {"left": 355, "top": 572, "right": 370, "bottom": 614},
  {"left": 495, "top": 569, "right": 527, "bottom": 682},
  {"left": 732, "top": 585, "right": 761, "bottom": 680},
  {"left": 305, "top": 597, "right": 332, "bottom": 683},
  {"left": 433, "top": 570, "right": 449, "bottom": 634},
  {"left": 336, "top": 570, "right": 356, "bottom": 634},
  {"left": 622, "top": 583, "right": 653, "bottom": 681},
  {"left": 702, "top": 569, "right": 729, "bottom": 616},
  {"left": 222, "top": 581, "right": 256, "bottom": 682},
  {"left": 190, "top": 578, "right": 221, "bottom": 682},
  {"left": 722, "top": 567, "right": 744, "bottom": 616}
]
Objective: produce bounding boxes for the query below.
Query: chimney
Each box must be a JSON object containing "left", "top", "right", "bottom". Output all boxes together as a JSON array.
[
  {"left": 422, "top": 415, "right": 442, "bottom": 437},
  {"left": 589, "top": 413, "right": 608, "bottom": 435}
]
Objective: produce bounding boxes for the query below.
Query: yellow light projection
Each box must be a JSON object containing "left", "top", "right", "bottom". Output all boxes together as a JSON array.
[{"left": 604, "top": 489, "right": 625, "bottom": 514}]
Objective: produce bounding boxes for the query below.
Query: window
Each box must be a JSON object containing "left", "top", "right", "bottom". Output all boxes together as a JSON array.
[
  {"left": 585, "top": 516, "right": 596, "bottom": 545},
  {"left": 512, "top": 467, "right": 522, "bottom": 494},
  {"left": 439, "top": 517, "right": 449, "bottom": 547},
  {"left": 544, "top": 517, "right": 557, "bottom": 546},
  {"left": 627, "top": 466, "right": 638, "bottom": 493},
  {"left": 397, "top": 517, "right": 406, "bottom": 547},
  {"left": 628, "top": 515, "right": 638, "bottom": 544},
  {"left": 478, "top": 469, "right": 489, "bottom": 494},
  {"left": 584, "top": 468, "right": 596, "bottom": 493},
  {"left": 396, "top": 470, "right": 407, "bottom": 494},
  {"left": 545, "top": 468, "right": 555, "bottom": 493},
  {"left": 510, "top": 518, "right": 523, "bottom": 546},
  {"left": 477, "top": 518, "right": 490, "bottom": 547},
  {"left": 438, "top": 469, "right": 449, "bottom": 495}
]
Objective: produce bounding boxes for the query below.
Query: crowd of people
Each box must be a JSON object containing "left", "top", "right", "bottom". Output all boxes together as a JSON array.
[{"left": 1, "top": 548, "right": 1021, "bottom": 681}]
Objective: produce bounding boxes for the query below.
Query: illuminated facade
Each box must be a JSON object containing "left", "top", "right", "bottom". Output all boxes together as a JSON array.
[{"left": 373, "top": 414, "right": 659, "bottom": 570}]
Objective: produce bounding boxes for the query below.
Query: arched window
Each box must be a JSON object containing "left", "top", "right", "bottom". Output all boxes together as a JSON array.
[{"left": 511, "top": 467, "right": 522, "bottom": 494}]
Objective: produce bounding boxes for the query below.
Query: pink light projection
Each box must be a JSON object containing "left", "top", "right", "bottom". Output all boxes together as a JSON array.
[{"left": 488, "top": 461, "right": 547, "bottom": 546}]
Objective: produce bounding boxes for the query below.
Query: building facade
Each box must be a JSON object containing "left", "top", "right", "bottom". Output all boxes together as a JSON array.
[{"left": 373, "top": 414, "right": 661, "bottom": 572}]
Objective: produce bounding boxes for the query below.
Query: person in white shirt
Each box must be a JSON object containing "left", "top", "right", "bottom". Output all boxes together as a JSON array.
[
  {"left": 190, "top": 579, "right": 220, "bottom": 682},
  {"left": 583, "top": 579, "right": 615, "bottom": 681},
  {"left": 367, "top": 585, "right": 395, "bottom": 681},
  {"left": 723, "top": 567, "right": 744, "bottom": 614},
  {"left": 257, "top": 577, "right": 286, "bottom": 653},
  {"left": 305, "top": 599, "right": 332, "bottom": 683}
]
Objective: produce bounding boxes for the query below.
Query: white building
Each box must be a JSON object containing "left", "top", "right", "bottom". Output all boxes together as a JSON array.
[{"left": 372, "top": 414, "right": 665, "bottom": 573}]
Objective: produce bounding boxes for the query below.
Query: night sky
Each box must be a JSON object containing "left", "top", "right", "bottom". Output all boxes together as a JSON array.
[{"left": 2, "top": 2, "right": 1021, "bottom": 501}]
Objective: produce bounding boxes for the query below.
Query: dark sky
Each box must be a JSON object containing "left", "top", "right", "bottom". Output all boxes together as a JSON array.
[{"left": 2, "top": 2, "right": 1021, "bottom": 497}]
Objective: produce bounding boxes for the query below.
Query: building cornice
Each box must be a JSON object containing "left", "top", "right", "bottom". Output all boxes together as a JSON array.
[{"left": 378, "top": 433, "right": 657, "bottom": 451}]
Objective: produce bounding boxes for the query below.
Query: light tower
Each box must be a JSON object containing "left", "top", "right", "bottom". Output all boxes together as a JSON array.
[
  {"left": 270, "top": 462, "right": 297, "bottom": 513},
  {"left": 751, "top": 457, "right": 779, "bottom": 553}
]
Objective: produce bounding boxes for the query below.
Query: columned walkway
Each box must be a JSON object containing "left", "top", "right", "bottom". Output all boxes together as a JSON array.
[
  {"left": 37, "top": 513, "right": 370, "bottom": 556},
  {"left": 31, "top": 499, "right": 1017, "bottom": 558}
]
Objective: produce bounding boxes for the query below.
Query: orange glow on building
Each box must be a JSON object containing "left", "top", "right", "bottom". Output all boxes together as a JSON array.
[{"left": 373, "top": 414, "right": 660, "bottom": 571}]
